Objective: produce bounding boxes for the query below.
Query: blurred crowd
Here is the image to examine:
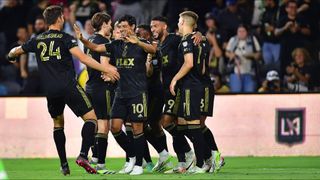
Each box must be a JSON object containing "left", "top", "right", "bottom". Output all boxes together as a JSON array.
[{"left": 0, "top": 0, "right": 319, "bottom": 95}]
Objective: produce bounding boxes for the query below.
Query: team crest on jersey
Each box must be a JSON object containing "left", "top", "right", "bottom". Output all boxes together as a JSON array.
[{"left": 182, "top": 41, "right": 188, "bottom": 47}]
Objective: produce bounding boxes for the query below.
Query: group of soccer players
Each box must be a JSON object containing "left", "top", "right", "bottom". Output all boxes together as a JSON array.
[{"left": 8, "top": 5, "right": 224, "bottom": 176}]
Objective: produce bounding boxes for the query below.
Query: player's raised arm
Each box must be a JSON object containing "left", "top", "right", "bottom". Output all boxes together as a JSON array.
[
  {"left": 7, "top": 46, "right": 26, "bottom": 62},
  {"left": 125, "top": 35, "right": 156, "bottom": 54},
  {"left": 70, "top": 46, "right": 119, "bottom": 81},
  {"left": 73, "top": 24, "right": 106, "bottom": 53}
]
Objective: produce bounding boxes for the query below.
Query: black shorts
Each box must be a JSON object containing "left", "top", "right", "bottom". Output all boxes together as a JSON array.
[
  {"left": 147, "top": 92, "right": 164, "bottom": 124},
  {"left": 87, "top": 87, "right": 115, "bottom": 120},
  {"left": 200, "top": 83, "right": 214, "bottom": 117},
  {"left": 47, "top": 84, "right": 93, "bottom": 118},
  {"left": 176, "top": 86, "right": 203, "bottom": 123},
  {"left": 163, "top": 90, "right": 179, "bottom": 116},
  {"left": 111, "top": 92, "right": 148, "bottom": 122}
]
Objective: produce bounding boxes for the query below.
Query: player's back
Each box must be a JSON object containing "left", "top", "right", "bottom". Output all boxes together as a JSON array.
[{"left": 22, "top": 29, "right": 78, "bottom": 97}]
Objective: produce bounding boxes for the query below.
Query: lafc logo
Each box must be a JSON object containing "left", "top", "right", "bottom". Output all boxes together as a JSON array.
[
  {"left": 276, "top": 108, "right": 305, "bottom": 145},
  {"left": 116, "top": 58, "right": 135, "bottom": 67}
]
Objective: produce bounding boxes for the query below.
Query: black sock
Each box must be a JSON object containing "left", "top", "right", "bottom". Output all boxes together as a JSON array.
[
  {"left": 80, "top": 120, "right": 97, "bottom": 159},
  {"left": 134, "top": 133, "right": 146, "bottom": 166},
  {"left": 144, "top": 139, "right": 152, "bottom": 163},
  {"left": 186, "top": 129, "right": 205, "bottom": 167},
  {"left": 91, "top": 134, "right": 98, "bottom": 160},
  {"left": 96, "top": 133, "right": 108, "bottom": 164},
  {"left": 113, "top": 130, "right": 135, "bottom": 158},
  {"left": 125, "top": 126, "right": 134, "bottom": 162},
  {"left": 53, "top": 127, "right": 67, "bottom": 166},
  {"left": 156, "top": 131, "right": 168, "bottom": 152},
  {"left": 202, "top": 126, "right": 218, "bottom": 151},
  {"left": 144, "top": 125, "right": 164, "bottom": 153},
  {"left": 165, "top": 123, "right": 191, "bottom": 160}
]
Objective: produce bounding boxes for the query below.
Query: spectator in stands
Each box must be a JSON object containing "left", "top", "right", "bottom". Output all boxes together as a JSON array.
[
  {"left": 284, "top": 47, "right": 312, "bottom": 92},
  {"left": 212, "top": 72, "right": 230, "bottom": 93},
  {"left": 27, "top": 0, "right": 49, "bottom": 36},
  {"left": 260, "top": 0, "right": 281, "bottom": 72},
  {"left": 204, "top": 13, "right": 224, "bottom": 75},
  {"left": 275, "top": 0, "right": 311, "bottom": 78},
  {"left": 72, "top": 0, "right": 99, "bottom": 26},
  {"left": 20, "top": 17, "right": 46, "bottom": 95},
  {"left": 225, "top": 24, "right": 261, "bottom": 93},
  {"left": 217, "top": 0, "right": 247, "bottom": 40},
  {"left": 0, "top": 0, "right": 27, "bottom": 53},
  {"left": 258, "top": 70, "right": 281, "bottom": 93}
]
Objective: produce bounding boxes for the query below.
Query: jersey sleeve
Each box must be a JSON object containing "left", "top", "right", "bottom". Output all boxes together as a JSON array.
[
  {"left": 63, "top": 34, "right": 78, "bottom": 49},
  {"left": 104, "top": 41, "right": 114, "bottom": 58},
  {"left": 21, "top": 37, "right": 36, "bottom": 53},
  {"left": 181, "top": 37, "right": 194, "bottom": 55}
]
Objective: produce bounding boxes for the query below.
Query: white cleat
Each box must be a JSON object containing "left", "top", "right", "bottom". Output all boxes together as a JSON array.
[
  {"left": 203, "top": 158, "right": 212, "bottom": 172},
  {"left": 129, "top": 165, "right": 143, "bottom": 175},
  {"left": 118, "top": 162, "right": 128, "bottom": 174},
  {"left": 119, "top": 157, "right": 136, "bottom": 174},
  {"left": 187, "top": 165, "right": 206, "bottom": 174},
  {"left": 185, "top": 150, "right": 195, "bottom": 170}
]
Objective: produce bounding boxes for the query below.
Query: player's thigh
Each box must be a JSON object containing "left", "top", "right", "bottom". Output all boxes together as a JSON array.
[
  {"left": 127, "top": 92, "right": 148, "bottom": 123},
  {"left": 65, "top": 84, "right": 95, "bottom": 120},
  {"left": 47, "top": 96, "right": 65, "bottom": 119},
  {"left": 110, "top": 95, "right": 127, "bottom": 122},
  {"left": 88, "top": 88, "right": 114, "bottom": 120},
  {"left": 111, "top": 118, "right": 124, "bottom": 133}
]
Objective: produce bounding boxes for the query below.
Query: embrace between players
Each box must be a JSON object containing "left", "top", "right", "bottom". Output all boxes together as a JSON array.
[{"left": 8, "top": 5, "right": 224, "bottom": 176}]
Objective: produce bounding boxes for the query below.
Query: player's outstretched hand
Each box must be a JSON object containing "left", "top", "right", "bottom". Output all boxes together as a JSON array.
[
  {"left": 125, "top": 35, "right": 139, "bottom": 44},
  {"left": 170, "top": 80, "right": 177, "bottom": 96},
  {"left": 192, "top": 31, "right": 203, "bottom": 45},
  {"left": 73, "top": 24, "right": 83, "bottom": 40}
]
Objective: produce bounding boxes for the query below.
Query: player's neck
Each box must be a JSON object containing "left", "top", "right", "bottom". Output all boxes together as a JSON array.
[
  {"left": 182, "top": 27, "right": 193, "bottom": 36},
  {"left": 160, "top": 31, "right": 169, "bottom": 43},
  {"left": 49, "top": 24, "right": 61, "bottom": 31}
]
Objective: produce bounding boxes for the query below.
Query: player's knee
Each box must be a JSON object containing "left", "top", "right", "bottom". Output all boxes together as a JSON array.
[
  {"left": 200, "top": 116, "right": 206, "bottom": 127},
  {"left": 97, "top": 120, "right": 109, "bottom": 134},
  {"left": 111, "top": 120, "right": 122, "bottom": 133},
  {"left": 132, "top": 122, "right": 143, "bottom": 135},
  {"left": 161, "top": 115, "right": 174, "bottom": 128},
  {"left": 82, "top": 110, "right": 97, "bottom": 121},
  {"left": 53, "top": 115, "right": 64, "bottom": 128}
]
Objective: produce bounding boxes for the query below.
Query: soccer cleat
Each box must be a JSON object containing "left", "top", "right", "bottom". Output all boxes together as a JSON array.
[
  {"left": 129, "top": 165, "right": 143, "bottom": 175},
  {"left": 164, "top": 162, "right": 186, "bottom": 174},
  {"left": 186, "top": 165, "right": 206, "bottom": 174},
  {"left": 152, "top": 155, "right": 173, "bottom": 172},
  {"left": 60, "top": 163, "right": 70, "bottom": 176},
  {"left": 210, "top": 151, "right": 224, "bottom": 173},
  {"left": 118, "top": 157, "right": 136, "bottom": 174},
  {"left": 96, "top": 165, "right": 116, "bottom": 175},
  {"left": 89, "top": 157, "right": 98, "bottom": 168},
  {"left": 145, "top": 162, "right": 155, "bottom": 172},
  {"left": 203, "top": 158, "right": 213, "bottom": 172},
  {"left": 76, "top": 156, "right": 97, "bottom": 174},
  {"left": 185, "top": 150, "right": 195, "bottom": 170},
  {"left": 118, "top": 162, "right": 129, "bottom": 174}
]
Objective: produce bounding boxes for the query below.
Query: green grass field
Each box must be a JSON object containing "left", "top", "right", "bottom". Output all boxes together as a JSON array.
[{"left": 3, "top": 157, "right": 320, "bottom": 179}]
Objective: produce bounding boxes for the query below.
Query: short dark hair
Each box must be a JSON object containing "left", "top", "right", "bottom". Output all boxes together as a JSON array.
[
  {"left": 43, "top": 5, "right": 63, "bottom": 25},
  {"left": 91, "top": 12, "right": 111, "bottom": 31},
  {"left": 118, "top": 14, "right": 136, "bottom": 27},
  {"left": 151, "top": 16, "right": 168, "bottom": 25},
  {"left": 137, "top": 24, "right": 152, "bottom": 35}
]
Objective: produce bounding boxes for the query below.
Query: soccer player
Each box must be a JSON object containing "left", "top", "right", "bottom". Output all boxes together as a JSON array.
[
  {"left": 83, "top": 12, "right": 116, "bottom": 174},
  {"left": 169, "top": 11, "right": 207, "bottom": 174},
  {"left": 7, "top": 5, "right": 119, "bottom": 175},
  {"left": 135, "top": 24, "right": 172, "bottom": 172},
  {"left": 74, "top": 14, "right": 156, "bottom": 175},
  {"left": 150, "top": 16, "right": 200, "bottom": 173},
  {"left": 200, "top": 38, "right": 225, "bottom": 173}
]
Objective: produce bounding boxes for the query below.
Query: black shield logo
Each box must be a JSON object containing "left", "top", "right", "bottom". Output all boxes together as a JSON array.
[{"left": 276, "top": 108, "right": 305, "bottom": 145}]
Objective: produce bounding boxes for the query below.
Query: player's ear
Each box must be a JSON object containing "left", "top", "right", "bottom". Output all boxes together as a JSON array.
[
  {"left": 163, "top": 24, "right": 168, "bottom": 31},
  {"left": 132, "top": 24, "right": 136, "bottom": 31}
]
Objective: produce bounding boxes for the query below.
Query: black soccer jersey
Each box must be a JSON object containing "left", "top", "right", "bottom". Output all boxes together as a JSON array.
[
  {"left": 21, "top": 29, "right": 78, "bottom": 97},
  {"left": 84, "top": 33, "right": 113, "bottom": 91},
  {"left": 158, "top": 33, "right": 181, "bottom": 90},
  {"left": 201, "top": 39, "right": 213, "bottom": 85},
  {"left": 178, "top": 33, "right": 205, "bottom": 88},
  {"left": 105, "top": 39, "right": 148, "bottom": 98},
  {"left": 148, "top": 53, "right": 162, "bottom": 91}
]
